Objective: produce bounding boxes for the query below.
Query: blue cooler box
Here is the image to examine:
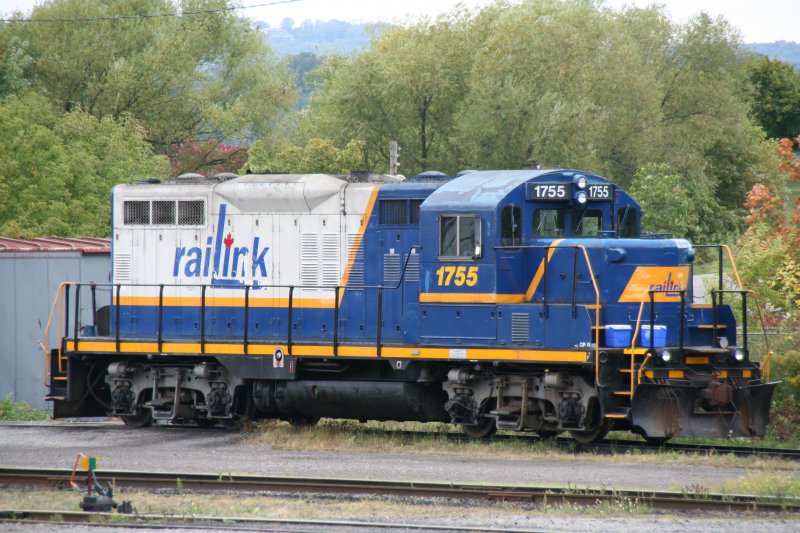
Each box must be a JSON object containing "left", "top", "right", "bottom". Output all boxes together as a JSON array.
[
  {"left": 606, "top": 325, "right": 632, "bottom": 347},
  {"left": 640, "top": 325, "right": 667, "bottom": 348}
]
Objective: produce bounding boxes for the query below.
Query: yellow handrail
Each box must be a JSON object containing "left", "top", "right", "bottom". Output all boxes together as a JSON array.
[
  {"left": 38, "top": 282, "right": 68, "bottom": 386},
  {"left": 628, "top": 293, "right": 650, "bottom": 398},
  {"left": 572, "top": 245, "right": 602, "bottom": 389}
]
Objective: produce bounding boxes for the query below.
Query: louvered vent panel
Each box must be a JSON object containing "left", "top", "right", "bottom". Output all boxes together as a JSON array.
[
  {"left": 321, "top": 233, "right": 340, "bottom": 286},
  {"left": 511, "top": 313, "right": 530, "bottom": 343},
  {"left": 346, "top": 234, "right": 364, "bottom": 287},
  {"left": 383, "top": 253, "right": 401, "bottom": 285},
  {"left": 114, "top": 254, "right": 132, "bottom": 283},
  {"left": 405, "top": 252, "right": 419, "bottom": 282},
  {"left": 300, "top": 233, "right": 319, "bottom": 286}
]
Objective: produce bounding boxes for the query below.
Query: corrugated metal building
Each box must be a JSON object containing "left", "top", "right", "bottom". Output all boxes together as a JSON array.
[{"left": 0, "top": 237, "right": 110, "bottom": 408}]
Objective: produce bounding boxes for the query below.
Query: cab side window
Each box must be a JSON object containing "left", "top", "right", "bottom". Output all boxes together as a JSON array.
[
  {"left": 617, "top": 207, "right": 638, "bottom": 238},
  {"left": 501, "top": 205, "right": 522, "bottom": 246},
  {"left": 533, "top": 209, "right": 565, "bottom": 237},
  {"left": 440, "top": 214, "right": 482, "bottom": 258},
  {"left": 572, "top": 209, "right": 603, "bottom": 237}
]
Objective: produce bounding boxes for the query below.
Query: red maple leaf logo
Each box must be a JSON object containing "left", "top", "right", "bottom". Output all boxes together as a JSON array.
[{"left": 223, "top": 233, "right": 234, "bottom": 248}]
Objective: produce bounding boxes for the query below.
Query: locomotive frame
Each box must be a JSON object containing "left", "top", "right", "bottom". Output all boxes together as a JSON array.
[{"left": 43, "top": 169, "right": 777, "bottom": 442}]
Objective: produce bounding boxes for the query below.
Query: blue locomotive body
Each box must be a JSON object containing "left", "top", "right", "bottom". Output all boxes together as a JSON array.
[{"left": 46, "top": 169, "right": 775, "bottom": 441}]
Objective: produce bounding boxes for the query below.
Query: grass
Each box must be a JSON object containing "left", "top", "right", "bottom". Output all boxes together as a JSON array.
[
  {"left": 247, "top": 418, "right": 800, "bottom": 471},
  {"left": 0, "top": 486, "right": 658, "bottom": 522},
  {"left": 721, "top": 467, "right": 800, "bottom": 500},
  {"left": 0, "top": 395, "right": 50, "bottom": 421}
]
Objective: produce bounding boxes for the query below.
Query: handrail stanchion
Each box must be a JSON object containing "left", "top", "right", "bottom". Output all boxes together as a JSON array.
[
  {"left": 243, "top": 285, "right": 250, "bottom": 355},
  {"left": 718, "top": 246, "right": 724, "bottom": 306},
  {"left": 64, "top": 284, "right": 71, "bottom": 347},
  {"left": 679, "top": 289, "right": 686, "bottom": 361},
  {"left": 711, "top": 289, "right": 718, "bottom": 347},
  {"left": 287, "top": 286, "right": 294, "bottom": 356},
  {"left": 648, "top": 290, "right": 655, "bottom": 354},
  {"left": 742, "top": 290, "right": 748, "bottom": 355},
  {"left": 90, "top": 284, "right": 97, "bottom": 332},
  {"left": 73, "top": 284, "right": 81, "bottom": 352}
]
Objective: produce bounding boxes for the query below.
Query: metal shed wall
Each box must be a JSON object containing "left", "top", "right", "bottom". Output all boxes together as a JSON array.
[{"left": 0, "top": 241, "right": 110, "bottom": 409}]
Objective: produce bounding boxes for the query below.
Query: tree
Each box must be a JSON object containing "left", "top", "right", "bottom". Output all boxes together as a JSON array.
[
  {"left": 0, "top": 93, "right": 169, "bottom": 237},
  {"left": 297, "top": 0, "right": 777, "bottom": 239},
  {"left": 300, "top": 7, "right": 478, "bottom": 174},
  {"left": 747, "top": 57, "right": 800, "bottom": 139},
  {"left": 2, "top": 0, "right": 296, "bottom": 172},
  {"left": 243, "top": 138, "right": 365, "bottom": 174}
]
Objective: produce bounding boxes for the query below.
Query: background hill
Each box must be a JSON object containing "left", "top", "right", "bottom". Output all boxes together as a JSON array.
[{"left": 744, "top": 41, "right": 800, "bottom": 70}]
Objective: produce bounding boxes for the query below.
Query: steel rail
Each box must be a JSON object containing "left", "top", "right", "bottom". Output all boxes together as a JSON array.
[
  {"left": 0, "top": 467, "right": 797, "bottom": 513},
  {"left": 1, "top": 422, "right": 798, "bottom": 460},
  {"left": 0, "top": 509, "right": 526, "bottom": 532}
]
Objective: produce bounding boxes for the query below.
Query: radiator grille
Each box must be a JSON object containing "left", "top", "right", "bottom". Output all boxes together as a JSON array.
[
  {"left": 405, "top": 252, "right": 419, "bottom": 282},
  {"left": 511, "top": 313, "right": 530, "bottom": 343},
  {"left": 383, "top": 253, "right": 401, "bottom": 284},
  {"left": 114, "top": 254, "right": 132, "bottom": 283}
]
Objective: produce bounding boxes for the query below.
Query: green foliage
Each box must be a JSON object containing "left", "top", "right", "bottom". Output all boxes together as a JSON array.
[
  {"left": 0, "top": 35, "right": 30, "bottom": 98},
  {"left": 0, "top": 395, "right": 50, "bottom": 421},
  {"left": 747, "top": 56, "right": 800, "bottom": 139},
  {"left": 297, "top": 0, "right": 777, "bottom": 238},
  {"left": 243, "top": 138, "right": 365, "bottom": 174},
  {"left": 2, "top": 0, "right": 296, "bottom": 171},
  {"left": 0, "top": 92, "right": 169, "bottom": 237}
]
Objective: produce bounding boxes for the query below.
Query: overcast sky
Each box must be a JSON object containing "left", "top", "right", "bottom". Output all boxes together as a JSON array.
[{"left": 1, "top": 0, "right": 797, "bottom": 43}]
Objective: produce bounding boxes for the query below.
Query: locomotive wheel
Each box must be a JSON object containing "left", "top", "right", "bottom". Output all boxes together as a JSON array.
[
  {"left": 121, "top": 410, "right": 152, "bottom": 428},
  {"left": 569, "top": 423, "right": 609, "bottom": 444},
  {"left": 461, "top": 417, "right": 497, "bottom": 439}
]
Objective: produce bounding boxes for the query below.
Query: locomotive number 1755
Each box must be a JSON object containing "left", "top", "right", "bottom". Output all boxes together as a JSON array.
[{"left": 436, "top": 266, "right": 478, "bottom": 286}]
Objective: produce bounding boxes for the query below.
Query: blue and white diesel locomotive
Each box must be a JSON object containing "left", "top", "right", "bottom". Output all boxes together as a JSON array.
[{"left": 46, "top": 169, "right": 776, "bottom": 442}]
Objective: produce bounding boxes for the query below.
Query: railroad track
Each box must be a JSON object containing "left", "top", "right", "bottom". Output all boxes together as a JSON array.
[
  {"left": 3, "top": 420, "right": 799, "bottom": 460},
  {"left": 0, "top": 509, "right": 527, "bottom": 533},
  {"left": 0, "top": 467, "right": 798, "bottom": 514},
  {"left": 360, "top": 429, "right": 800, "bottom": 461}
]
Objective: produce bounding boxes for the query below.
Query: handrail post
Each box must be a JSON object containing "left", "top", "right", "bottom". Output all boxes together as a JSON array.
[
  {"left": 679, "top": 289, "right": 685, "bottom": 361},
  {"left": 243, "top": 285, "right": 250, "bottom": 355},
  {"left": 333, "top": 286, "right": 339, "bottom": 356},
  {"left": 157, "top": 284, "right": 164, "bottom": 353},
  {"left": 287, "top": 286, "right": 294, "bottom": 356},
  {"left": 64, "top": 284, "right": 71, "bottom": 346},
  {"left": 90, "top": 284, "right": 97, "bottom": 331},
  {"left": 377, "top": 287, "right": 383, "bottom": 357},
  {"left": 73, "top": 283, "right": 81, "bottom": 352},
  {"left": 718, "top": 246, "right": 724, "bottom": 306},
  {"left": 115, "top": 284, "right": 121, "bottom": 352},
  {"left": 742, "top": 290, "right": 748, "bottom": 355},
  {"left": 200, "top": 285, "right": 206, "bottom": 353},
  {"left": 711, "top": 289, "right": 718, "bottom": 347},
  {"left": 648, "top": 290, "right": 655, "bottom": 354}
]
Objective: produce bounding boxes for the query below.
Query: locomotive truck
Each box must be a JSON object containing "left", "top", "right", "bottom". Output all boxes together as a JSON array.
[{"left": 44, "top": 169, "right": 776, "bottom": 442}]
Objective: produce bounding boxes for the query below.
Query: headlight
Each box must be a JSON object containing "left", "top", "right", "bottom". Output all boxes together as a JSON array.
[
  {"left": 660, "top": 349, "right": 672, "bottom": 363},
  {"left": 574, "top": 190, "right": 587, "bottom": 206},
  {"left": 574, "top": 174, "right": 587, "bottom": 189},
  {"left": 718, "top": 337, "right": 729, "bottom": 349},
  {"left": 733, "top": 349, "right": 745, "bottom": 362}
]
